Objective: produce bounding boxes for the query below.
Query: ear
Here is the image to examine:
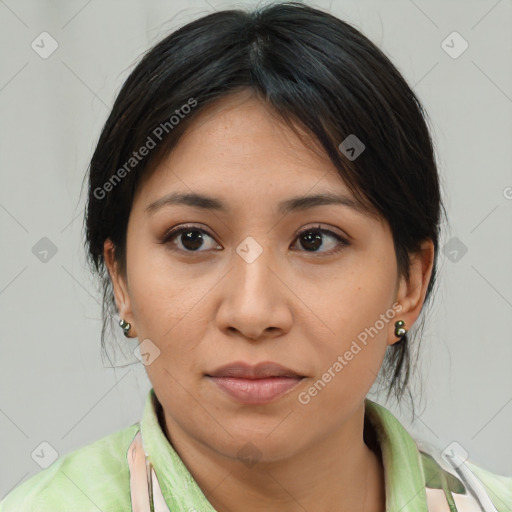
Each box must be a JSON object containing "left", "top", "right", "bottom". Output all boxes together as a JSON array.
[
  {"left": 389, "top": 239, "right": 435, "bottom": 346},
  {"left": 103, "top": 238, "right": 137, "bottom": 337}
]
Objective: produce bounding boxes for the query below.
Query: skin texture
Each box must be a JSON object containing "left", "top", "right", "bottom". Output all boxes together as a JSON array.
[{"left": 104, "top": 90, "right": 435, "bottom": 512}]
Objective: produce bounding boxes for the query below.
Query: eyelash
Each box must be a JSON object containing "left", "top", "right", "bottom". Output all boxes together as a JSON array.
[{"left": 160, "top": 224, "right": 350, "bottom": 256}]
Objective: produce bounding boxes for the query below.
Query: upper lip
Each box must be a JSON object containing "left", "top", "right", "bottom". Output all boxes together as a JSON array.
[{"left": 206, "top": 361, "right": 304, "bottom": 379}]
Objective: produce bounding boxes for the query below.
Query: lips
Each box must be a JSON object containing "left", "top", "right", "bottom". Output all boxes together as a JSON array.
[
  {"left": 205, "top": 361, "right": 305, "bottom": 404},
  {"left": 206, "top": 361, "right": 303, "bottom": 379}
]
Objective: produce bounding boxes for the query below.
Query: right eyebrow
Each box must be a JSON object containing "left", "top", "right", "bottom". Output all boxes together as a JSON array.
[{"left": 146, "top": 192, "right": 227, "bottom": 214}]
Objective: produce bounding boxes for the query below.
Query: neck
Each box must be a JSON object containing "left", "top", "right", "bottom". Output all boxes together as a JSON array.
[{"left": 160, "top": 401, "right": 386, "bottom": 512}]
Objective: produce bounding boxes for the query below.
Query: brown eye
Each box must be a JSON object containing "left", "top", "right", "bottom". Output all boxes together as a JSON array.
[
  {"left": 292, "top": 226, "right": 349, "bottom": 255},
  {"left": 162, "top": 225, "right": 220, "bottom": 253}
]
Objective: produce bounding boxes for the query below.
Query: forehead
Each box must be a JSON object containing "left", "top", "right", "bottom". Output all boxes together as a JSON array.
[
  {"left": 170, "top": 91, "right": 331, "bottom": 177},
  {"left": 134, "top": 91, "right": 378, "bottom": 222}
]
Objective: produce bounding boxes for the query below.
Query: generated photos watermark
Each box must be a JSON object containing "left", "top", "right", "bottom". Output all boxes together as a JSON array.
[
  {"left": 297, "top": 301, "right": 403, "bottom": 405},
  {"left": 93, "top": 97, "right": 198, "bottom": 200}
]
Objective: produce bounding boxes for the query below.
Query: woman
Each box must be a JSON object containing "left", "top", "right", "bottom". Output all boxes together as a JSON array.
[{"left": 1, "top": 2, "right": 510, "bottom": 511}]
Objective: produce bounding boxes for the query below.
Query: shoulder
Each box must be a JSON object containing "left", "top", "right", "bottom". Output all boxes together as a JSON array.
[
  {"left": 0, "top": 423, "right": 140, "bottom": 512},
  {"left": 465, "top": 459, "right": 512, "bottom": 512},
  {"left": 419, "top": 449, "right": 512, "bottom": 512}
]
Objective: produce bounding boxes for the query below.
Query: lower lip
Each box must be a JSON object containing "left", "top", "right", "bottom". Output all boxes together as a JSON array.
[{"left": 207, "top": 376, "right": 304, "bottom": 404}]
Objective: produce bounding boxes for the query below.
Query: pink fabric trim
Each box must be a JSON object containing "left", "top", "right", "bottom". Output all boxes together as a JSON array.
[{"left": 127, "top": 430, "right": 171, "bottom": 512}]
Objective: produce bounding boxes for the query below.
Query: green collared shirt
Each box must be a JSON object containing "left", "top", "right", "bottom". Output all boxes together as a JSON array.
[{"left": 1, "top": 388, "right": 510, "bottom": 511}]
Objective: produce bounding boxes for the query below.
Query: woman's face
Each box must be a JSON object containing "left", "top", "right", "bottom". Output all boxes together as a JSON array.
[{"left": 106, "top": 91, "right": 430, "bottom": 464}]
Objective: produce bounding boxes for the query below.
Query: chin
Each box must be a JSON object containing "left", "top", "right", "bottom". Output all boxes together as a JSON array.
[{"left": 209, "top": 428, "right": 304, "bottom": 465}]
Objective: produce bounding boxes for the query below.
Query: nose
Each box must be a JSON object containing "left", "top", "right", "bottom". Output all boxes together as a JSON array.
[{"left": 216, "top": 239, "right": 293, "bottom": 341}]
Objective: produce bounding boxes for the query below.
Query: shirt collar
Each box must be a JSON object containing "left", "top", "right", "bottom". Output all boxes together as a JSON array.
[
  {"left": 365, "top": 398, "right": 429, "bottom": 511},
  {"left": 139, "top": 388, "right": 428, "bottom": 512},
  {"left": 139, "top": 388, "right": 216, "bottom": 512}
]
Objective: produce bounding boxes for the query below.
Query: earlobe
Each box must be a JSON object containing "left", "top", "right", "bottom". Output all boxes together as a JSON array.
[
  {"left": 103, "top": 239, "right": 136, "bottom": 337},
  {"left": 389, "top": 239, "right": 435, "bottom": 346}
]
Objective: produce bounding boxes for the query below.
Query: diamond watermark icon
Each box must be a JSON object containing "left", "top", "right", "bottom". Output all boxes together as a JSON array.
[
  {"left": 338, "top": 134, "right": 365, "bottom": 161},
  {"left": 32, "top": 237, "right": 58, "bottom": 263},
  {"left": 31, "top": 441, "right": 59, "bottom": 469},
  {"left": 134, "top": 338, "right": 161, "bottom": 366},
  {"left": 31, "top": 32, "right": 59, "bottom": 59},
  {"left": 441, "top": 31, "right": 468, "bottom": 59},
  {"left": 442, "top": 236, "right": 468, "bottom": 263},
  {"left": 236, "top": 236, "right": 263, "bottom": 264},
  {"left": 237, "top": 442, "right": 262, "bottom": 468},
  {"left": 442, "top": 441, "right": 469, "bottom": 469}
]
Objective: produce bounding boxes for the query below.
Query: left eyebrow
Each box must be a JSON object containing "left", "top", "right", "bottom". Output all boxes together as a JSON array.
[
  {"left": 277, "top": 192, "right": 376, "bottom": 218},
  {"left": 145, "top": 191, "right": 376, "bottom": 218}
]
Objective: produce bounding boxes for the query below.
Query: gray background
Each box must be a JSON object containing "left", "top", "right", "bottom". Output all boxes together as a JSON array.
[{"left": 1, "top": 0, "right": 511, "bottom": 499}]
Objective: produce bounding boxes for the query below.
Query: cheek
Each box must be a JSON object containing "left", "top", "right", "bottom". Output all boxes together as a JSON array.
[
  {"left": 125, "top": 236, "right": 199, "bottom": 334},
  {"left": 125, "top": 239, "right": 218, "bottom": 385},
  {"left": 301, "top": 251, "right": 396, "bottom": 393},
  {"left": 311, "top": 249, "right": 397, "bottom": 340},
  {"left": 296, "top": 300, "right": 392, "bottom": 422}
]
